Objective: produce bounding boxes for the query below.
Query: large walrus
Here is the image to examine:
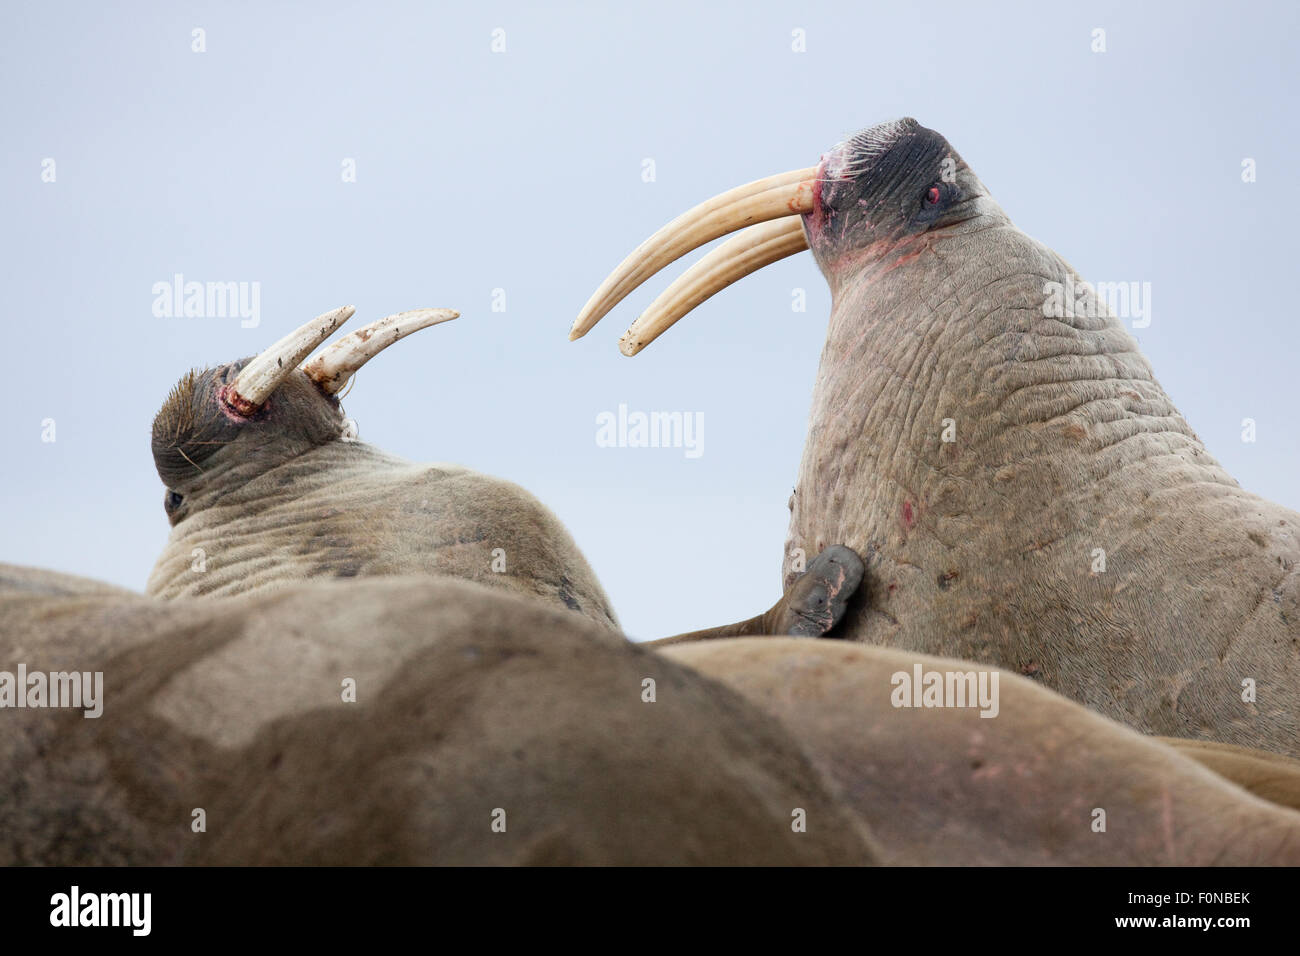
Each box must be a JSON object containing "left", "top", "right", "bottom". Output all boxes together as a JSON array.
[{"left": 572, "top": 118, "right": 1300, "bottom": 759}]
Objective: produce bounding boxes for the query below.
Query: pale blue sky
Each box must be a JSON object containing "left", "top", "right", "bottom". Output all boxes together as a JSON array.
[{"left": 3, "top": 1, "right": 1297, "bottom": 639}]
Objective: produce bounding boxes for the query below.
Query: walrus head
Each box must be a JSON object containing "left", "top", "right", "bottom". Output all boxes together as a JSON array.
[
  {"left": 804, "top": 119, "right": 991, "bottom": 288},
  {"left": 152, "top": 305, "right": 457, "bottom": 526},
  {"left": 569, "top": 117, "right": 1000, "bottom": 351}
]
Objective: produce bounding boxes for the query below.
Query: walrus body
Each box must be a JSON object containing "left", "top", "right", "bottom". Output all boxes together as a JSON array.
[
  {"left": 1, "top": 568, "right": 876, "bottom": 865},
  {"left": 147, "top": 439, "right": 620, "bottom": 629},
  {"left": 664, "top": 638, "right": 1300, "bottom": 865},
  {"left": 784, "top": 124, "right": 1300, "bottom": 756}
]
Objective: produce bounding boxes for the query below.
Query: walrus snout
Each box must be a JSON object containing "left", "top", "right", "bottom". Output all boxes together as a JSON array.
[
  {"left": 817, "top": 142, "right": 857, "bottom": 188},
  {"left": 570, "top": 117, "right": 928, "bottom": 355}
]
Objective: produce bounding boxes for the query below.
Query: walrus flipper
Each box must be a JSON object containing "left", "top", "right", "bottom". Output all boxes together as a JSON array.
[
  {"left": 649, "top": 545, "right": 864, "bottom": 645},
  {"left": 773, "top": 545, "right": 863, "bottom": 637}
]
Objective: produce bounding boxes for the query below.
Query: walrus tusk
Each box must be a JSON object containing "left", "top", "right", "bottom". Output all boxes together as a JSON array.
[
  {"left": 225, "top": 304, "right": 356, "bottom": 415},
  {"left": 569, "top": 167, "right": 816, "bottom": 341},
  {"left": 303, "top": 308, "right": 459, "bottom": 394},
  {"left": 618, "top": 218, "right": 809, "bottom": 356}
]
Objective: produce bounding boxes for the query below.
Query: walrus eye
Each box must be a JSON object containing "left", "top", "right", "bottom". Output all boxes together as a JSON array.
[
  {"left": 924, "top": 185, "right": 941, "bottom": 205},
  {"left": 165, "top": 490, "right": 184, "bottom": 513}
]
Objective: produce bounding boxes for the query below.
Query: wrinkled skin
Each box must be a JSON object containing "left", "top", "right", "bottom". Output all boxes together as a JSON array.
[
  {"left": 664, "top": 639, "right": 1300, "bottom": 865},
  {"left": 0, "top": 567, "right": 877, "bottom": 865},
  {"left": 785, "top": 119, "right": 1300, "bottom": 757}
]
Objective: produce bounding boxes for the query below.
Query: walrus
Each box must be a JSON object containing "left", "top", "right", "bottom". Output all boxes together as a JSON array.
[
  {"left": 571, "top": 118, "right": 1300, "bottom": 759},
  {"left": 0, "top": 568, "right": 877, "bottom": 865}
]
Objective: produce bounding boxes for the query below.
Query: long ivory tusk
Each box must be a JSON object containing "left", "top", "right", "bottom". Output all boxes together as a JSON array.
[
  {"left": 618, "top": 218, "right": 809, "bottom": 356},
  {"left": 303, "top": 308, "right": 459, "bottom": 394},
  {"left": 225, "top": 304, "right": 356, "bottom": 415},
  {"left": 569, "top": 167, "right": 816, "bottom": 340}
]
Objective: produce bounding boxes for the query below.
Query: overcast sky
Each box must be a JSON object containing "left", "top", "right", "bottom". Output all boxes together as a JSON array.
[{"left": 3, "top": 1, "right": 1297, "bottom": 640}]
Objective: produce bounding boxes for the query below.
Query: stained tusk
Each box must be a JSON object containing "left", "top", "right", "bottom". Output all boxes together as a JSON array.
[
  {"left": 619, "top": 218, "right": 809, "bottom": 356},
  {"left": 569, "top": 167, "right": 816, "bottom": 340},
  {"left": 302, "top": 308, "right": 459, "bottom": 394},
  {"left": 224, "top": 305, "right": 356, "bottom": 416}
]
